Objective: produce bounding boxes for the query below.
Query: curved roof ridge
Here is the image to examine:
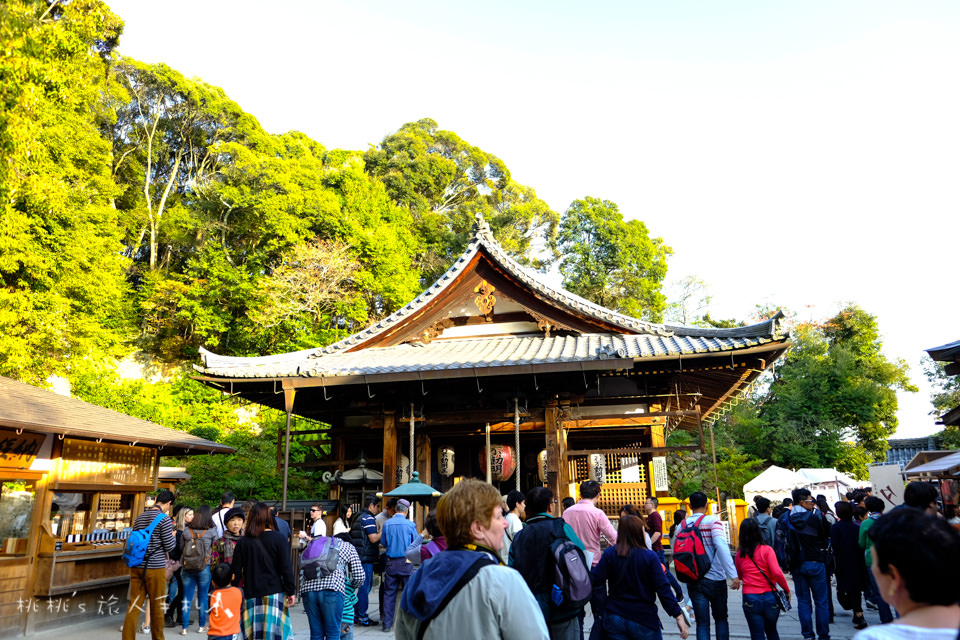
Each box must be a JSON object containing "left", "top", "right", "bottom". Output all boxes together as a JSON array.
[
  {"left": 469, "top": 213, "right": 674, "bottom": 337},
  {"left": 196, "top": 214, "right": 786, "bottom": 370}
]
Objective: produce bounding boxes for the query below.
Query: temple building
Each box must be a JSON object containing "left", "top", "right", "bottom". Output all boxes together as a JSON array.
[{"left": 194, "top": 215, "right": 791, "bottom": 513}]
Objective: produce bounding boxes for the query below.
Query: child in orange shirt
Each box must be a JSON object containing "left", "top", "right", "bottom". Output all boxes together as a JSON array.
[{"left": 207, "top": 563, "right": 242, "bottom": 640}]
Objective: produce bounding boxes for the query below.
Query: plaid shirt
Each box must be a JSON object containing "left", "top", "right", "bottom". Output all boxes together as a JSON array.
[{"left": 299, "top": 538, "right": 365, "bottom": 595}]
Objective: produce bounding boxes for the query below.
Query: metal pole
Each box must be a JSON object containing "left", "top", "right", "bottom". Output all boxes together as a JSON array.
[
  {"left": 514, "top": 397, "right": 521, "bottom": 492},
  {"left": 485, "top": 422, "right": 492, "bottom": 484}
]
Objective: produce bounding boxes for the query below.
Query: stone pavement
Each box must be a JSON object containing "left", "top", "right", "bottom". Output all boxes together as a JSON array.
[{"left": 32, "top": 572, "right": 882, "bottom": 640}]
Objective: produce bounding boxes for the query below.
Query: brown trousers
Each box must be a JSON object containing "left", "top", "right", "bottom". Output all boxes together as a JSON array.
[{"left": 122, "top": 566, "right": 168, "bottom": 640}]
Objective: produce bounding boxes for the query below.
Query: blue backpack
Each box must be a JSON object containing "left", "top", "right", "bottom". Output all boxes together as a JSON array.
[{"left": 123, "top": 512, "right": 167, "bottom": 568}]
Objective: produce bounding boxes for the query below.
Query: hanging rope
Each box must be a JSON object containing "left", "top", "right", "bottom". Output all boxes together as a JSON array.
[{"left": 514, "top": 397, "right": 521, "bottom": 492}]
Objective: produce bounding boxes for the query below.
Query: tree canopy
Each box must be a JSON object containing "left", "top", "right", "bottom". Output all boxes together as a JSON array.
[
  {"left": 726, "top": 305, "right": 915, "bottom": 478},
  {"left": 554, "top": 197, "right": 672, "bottom": 321}
]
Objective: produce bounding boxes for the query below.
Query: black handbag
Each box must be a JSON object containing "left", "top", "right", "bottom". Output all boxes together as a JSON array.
[{"left": 749, "top": 554, "right": 791, "bottom": 612}]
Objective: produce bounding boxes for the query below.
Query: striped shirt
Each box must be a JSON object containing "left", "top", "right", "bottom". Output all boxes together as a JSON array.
[
  {"left": 132, "top": 508, "right": 175, "bottom": 569},
  {"left": 682, "top": 513, "right": 737, "bottom": 581},
  {"left": 299, "top": 538, "right": 365, "bottom": 596}
]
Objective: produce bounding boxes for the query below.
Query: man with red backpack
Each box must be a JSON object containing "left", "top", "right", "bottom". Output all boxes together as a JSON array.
[{"left": 674, "top": 492, "right": 740, "bottom": 640}]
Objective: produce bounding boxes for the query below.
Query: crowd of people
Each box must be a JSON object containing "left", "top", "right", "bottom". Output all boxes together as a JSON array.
[{"left": 122, "top": 477, "right": 959, "bottom": 640}]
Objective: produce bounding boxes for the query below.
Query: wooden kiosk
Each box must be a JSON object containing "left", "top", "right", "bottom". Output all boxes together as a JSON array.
[
  {"left": 0, "top": 376, "right": 232, "bottom": 635},
  {"left": 195, "top": 214, "right": 790, "bottom": 512}
]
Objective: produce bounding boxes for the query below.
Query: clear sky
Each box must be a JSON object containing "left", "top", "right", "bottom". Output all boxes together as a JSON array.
[{"left": 106, "top": 0, "right": 960, "bottom": 439}]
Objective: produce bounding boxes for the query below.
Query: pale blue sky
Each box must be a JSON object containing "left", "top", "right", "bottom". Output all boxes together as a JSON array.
[{"left": 108, "top": 1, "right": 960, "bottom": 439}]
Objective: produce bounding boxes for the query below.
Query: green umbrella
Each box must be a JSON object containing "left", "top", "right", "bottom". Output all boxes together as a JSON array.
[{"left": 382, "top": 471, "right": 442, "bottom": 504}]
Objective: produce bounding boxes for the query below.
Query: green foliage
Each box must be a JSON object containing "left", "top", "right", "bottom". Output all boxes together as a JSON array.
[
  {"left": 923, "top": 355, "right": 960, "bottom": 448},
  {"left": 554, "top": 197, "right": 671, "bottom": 321},
  {"left": 0, "top": 0, "right": 131, "bottom": 384},
  {"left": 715, "top": 447, "right": 765, "bottom": 499},
  {"left": 729, "top": 305, "right": 915, "bottom": 473},
  {"left": 68, "top": 363, "right": 322, "bottom": 506},
  {"left": 364, "top": 118, "right": 557, "bottom": 280},
  {"left": 922, "top": 355, "right": 960, "bottom": 416}
]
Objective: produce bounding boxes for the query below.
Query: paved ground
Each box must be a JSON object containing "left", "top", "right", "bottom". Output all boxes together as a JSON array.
[{"left": 32, "top": 572, "right": 882, "bottom": 640}]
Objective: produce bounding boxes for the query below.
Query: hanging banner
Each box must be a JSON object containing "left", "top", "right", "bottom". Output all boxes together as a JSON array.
[
  {"left": 869, "top": 464, "right": 904, "bottom": 510},
  {"left": 479, "top": 445, "right": 516, "bottom": 482},
  {"left": 437, "top": 447, "right": 455, "bottom": 477},
  {"left": 588, "top": 454, "right": 606, "bottom": 483},
  {"left": 397, "top": 455, "right": 411, "bottom": 485},
  {"left": 651, "top": 456, "right": 669, "bottom": 492}
]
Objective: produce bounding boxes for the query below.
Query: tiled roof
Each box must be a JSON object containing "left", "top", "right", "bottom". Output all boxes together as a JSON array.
[
  {"left": 927, "top": 339, "right": 960, "bottom": 363},
  {"left": 198, "top": 214, "right": 786, "bottom": 377},
  {"left": 200, "top": 331, "right": 782, "bottom": 380},
  {"left": 0, "top": 376, "right": 234, "bottom": 455}
]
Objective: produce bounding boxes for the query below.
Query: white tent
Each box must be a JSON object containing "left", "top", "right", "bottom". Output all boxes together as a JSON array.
[
  {"left": 743, "top": 465, "right": 806, "bottom": 505},
  {"left": 796, "top": 468, "right": 860, "bottom": 502}
]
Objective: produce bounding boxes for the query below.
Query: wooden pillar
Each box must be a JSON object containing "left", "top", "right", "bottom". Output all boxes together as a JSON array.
[
  {"left": 281, "top": 382, "right": 296, "bottom": 510},
  {"left": 557, "top": 402, "right": 570, "bottom": 502},
  {"left": 415, "top": 432, "right": 431, "bottom": 531},
  {"left": 329, "top": 436, "right": 346, "bottom": 501},
  {"left": 650, "top": 423, "right": 669, "bottom": 498},
  {"left": 545, "top": 401, "right": 562, "bottom": 503},
  {"left": 382, "top": 410, "right": 398, "bottom": 493}
]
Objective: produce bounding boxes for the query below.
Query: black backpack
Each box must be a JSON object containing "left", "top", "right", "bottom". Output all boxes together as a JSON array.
[{"left": 774, "top": 512, "right": 801, "bottom": 571}]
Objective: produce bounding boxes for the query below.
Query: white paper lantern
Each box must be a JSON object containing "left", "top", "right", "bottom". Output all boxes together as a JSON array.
[
  {"left": 438, "top": 446, "right": 455, "bottom": 477},
  {"left": 538, "top": 449, "right": 548, "bottom": 483}
]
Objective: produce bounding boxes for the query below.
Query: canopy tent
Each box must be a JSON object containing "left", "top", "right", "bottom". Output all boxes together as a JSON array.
[
  {"left": 797, "top": 468, "right": 860, "bottom": 502},
  {"left": 743, "top": 465, "right": 806, "bottom": 505}
]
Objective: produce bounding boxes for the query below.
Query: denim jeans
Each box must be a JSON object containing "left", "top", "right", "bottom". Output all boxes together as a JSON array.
[
  {"left": 603, "top": 613, "right": 663, "bottom": 640},
  {"left": 383, "top": 559, "right": 412, "bottom": 630},
  {"left": 302, "top": 589, "right": 344, "bottom": 640},
  {"left": 578, "top": 582, "right": 607, "bottom": 640},
  {"left": 181, "top": 565, "right": 211, "bottom": 629},
  {"left": 688, "top": 578, "right": 729, "bottom": 640},
  {"left": 356, "top": 563, "right": 373, "bottom": 622},
  {"left": 867, "top": 566, "right": 894, "bottom": 623},
  {"left": 793, "top": 561, "right": 830, "bottom": 640},
  {"left": 742, "top": 592, "right": 781, "bottom": 640},
  {"left": 656, "top": 549, "right": 685, "bottom": 601}
]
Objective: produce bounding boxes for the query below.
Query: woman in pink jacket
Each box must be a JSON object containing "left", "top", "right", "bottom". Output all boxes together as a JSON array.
[{"left": 735, "top": 518, "right": 791, "bottom": 640}]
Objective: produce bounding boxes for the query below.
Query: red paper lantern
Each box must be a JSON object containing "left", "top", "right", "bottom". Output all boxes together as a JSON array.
[{"left": 479, "top": 445, "right": 517, "bottom": 482}]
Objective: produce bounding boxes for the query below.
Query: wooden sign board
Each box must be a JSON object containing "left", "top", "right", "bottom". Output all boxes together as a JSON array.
[
  {"left": 0, "top": 428, "right": 45, "bottom": 468},
  {"left": 57, "top": 439, "right": 156, "bottom": 487}
]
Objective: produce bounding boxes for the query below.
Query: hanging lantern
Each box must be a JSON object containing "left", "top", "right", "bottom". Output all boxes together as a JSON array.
[
  {"left": 438, "top": 446, "right": 455, "bottom": 477},
  {"left": 479, "top": 445, "right": 516, "bottom": 482},
  {"left": 589, "top": 454, "right": 606, "bottom": 484},
  {"left": 396, "top": 455, "right": 410, "bottom": 485},
  {"left": 538, "top": 449, "right": 548, "bottom": 483}
]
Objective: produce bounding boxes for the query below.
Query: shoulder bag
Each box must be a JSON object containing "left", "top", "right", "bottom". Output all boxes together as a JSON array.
[{"left": 748, "top": 552, "right": 791, "bottom": 612}]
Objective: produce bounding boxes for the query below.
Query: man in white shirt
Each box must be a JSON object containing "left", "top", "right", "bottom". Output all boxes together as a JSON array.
[
  {"left": 212, "top": 491, "right": 235, "bottom": 537},
  {"left": 501, "top": 490, "right": 525, "bottom": 562},
  {"left": 683, "top": 491, "right": 740, "bottom": 640}
]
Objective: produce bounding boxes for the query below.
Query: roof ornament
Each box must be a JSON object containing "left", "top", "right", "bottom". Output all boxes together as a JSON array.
[{"left": 472, "top": 212, "right": 493, "bottom": 241}]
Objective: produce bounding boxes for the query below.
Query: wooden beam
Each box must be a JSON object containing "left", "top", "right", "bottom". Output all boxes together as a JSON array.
[
  {"left": 329, "top": 436, "right": 346, "bottom": 500},
  {"left": 382, "top": 410, "right": 397, "bottom": 493},
  {"left": 565, "top": 445, "right": 701, "bottom": 456},
  {"left": 415, "top": 432, "right": 431, "bottom": 531}
]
